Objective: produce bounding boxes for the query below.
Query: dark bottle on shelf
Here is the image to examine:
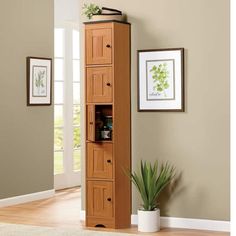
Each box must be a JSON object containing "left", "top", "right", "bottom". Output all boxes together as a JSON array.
[
  {"left": 95, "top": 111, "right": 103, "bottom": 140},
  {"left": 105, "top": 115, "right": 112, "bottom": 130}
]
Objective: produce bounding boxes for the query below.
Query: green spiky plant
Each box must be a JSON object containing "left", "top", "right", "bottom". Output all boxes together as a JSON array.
[
  {"left": 129, "top": 161, "right": 175, "bottom": 211},
  {"left": 83, "top": 3, "right": 102, "bottom": 19}
]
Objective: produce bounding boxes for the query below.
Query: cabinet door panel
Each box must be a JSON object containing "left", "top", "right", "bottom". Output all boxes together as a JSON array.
[
  {"left": 86, "top": 105, "right": 95, "bottom": 141},
  {"left": 87, "top": 143, "right": 113, "bottom": 179},
  {"left": 86, "top": 67, "right": 113, "bottom": 103},
  {"left": 87, "top": 181, "right": 113, "bottom": 218},
  {"left": 86, "top": 28, "right": 112, "bottom": 65}
]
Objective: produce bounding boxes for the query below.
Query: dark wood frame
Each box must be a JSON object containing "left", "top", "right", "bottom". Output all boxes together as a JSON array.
[
  {"left": 137, "top": 48, "right": 184, "bottom": 112},
  {"left": 26, "top": 56, "right": 52, "bottom": 106}
]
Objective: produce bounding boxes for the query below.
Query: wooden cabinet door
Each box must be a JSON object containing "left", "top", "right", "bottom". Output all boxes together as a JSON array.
[
  {"left": 87, "top": 181, "right": 113, "bottom": 218},
  {"left": 86, "top": 28, "right": 112, "bottom": 65},
  {"left": 87, "top": 143, "right": 113, "bottom": 179},
  {"left": 86, "top": 67, "right": 113, "bottom": 103},
  {"left": 86, "top": 105, "right": 95, "bottom": 141}
]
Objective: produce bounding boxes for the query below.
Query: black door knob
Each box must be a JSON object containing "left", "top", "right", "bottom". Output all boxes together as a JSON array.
[
  {"left": 106, "top": 83, "right": 111, "bottom": 86},
  {"left": 106, "top": 44, "right": 111, "bottom": 48},
  {"left": 107, "top": 198, "right": 111, "bottom": 202},
  {"left": 107, "top": 159, "right": 111, "bottom": 163}
]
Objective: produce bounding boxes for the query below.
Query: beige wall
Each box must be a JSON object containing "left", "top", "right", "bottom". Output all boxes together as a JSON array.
[
  {"left": 0, "top": 0, "right": 54, "bottom": 199},
  {"left": 80, "top": 0, "right": 230, "bottom": 220}
]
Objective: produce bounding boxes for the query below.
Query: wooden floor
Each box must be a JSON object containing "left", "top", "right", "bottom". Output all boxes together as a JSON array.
[
  {"left": 0, "top": 188, "right": 229, "bottom": 236},
  {"left": 0, "top": 188, "right": 81, "bottom": 228}
]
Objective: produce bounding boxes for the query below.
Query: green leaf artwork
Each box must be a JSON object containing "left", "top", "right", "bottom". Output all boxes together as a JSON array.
[
  {"left": 35, "top": 70, "right": 46, "bottom": 95},
  {"left": 150, "top": 63, "right": 170, "bottom": 97}
]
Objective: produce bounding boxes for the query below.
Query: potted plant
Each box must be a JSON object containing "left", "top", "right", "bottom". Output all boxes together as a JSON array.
[
  {"left": 129, "top": 160, "right": 175, "bottom": 232},
  {"left": 83, "top": 3, "right": 102, "bottom": 20},
  {"left": 83, "top": 3, "right": 123, "bottom": 21}
]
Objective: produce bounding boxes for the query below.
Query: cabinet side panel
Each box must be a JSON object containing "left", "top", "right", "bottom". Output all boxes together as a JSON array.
[{"left": 113, "top": 23, "right": 131, "bottom": 228}]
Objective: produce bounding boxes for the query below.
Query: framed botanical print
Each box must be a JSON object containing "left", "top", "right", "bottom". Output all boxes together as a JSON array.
[
  {"left": 26, "top": 57, "right": 52, "bottom": 106},
  {"left": 137, "top": 48, "right": 184, "bottom": 111}
]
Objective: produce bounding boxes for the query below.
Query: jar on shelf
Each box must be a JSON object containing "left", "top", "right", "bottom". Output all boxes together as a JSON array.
[{"left": 101, "top": 126, "right": 111, "bottom": 140}]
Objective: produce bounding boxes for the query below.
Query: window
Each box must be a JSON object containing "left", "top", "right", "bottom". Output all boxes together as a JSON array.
[
  {"left": 72, "top": 29, "right": 81, "bottom": 172},
  {"left": 54, "top": 28, "right": 65, "bottom": 175},
  {"left": 54, "top": 25, "right": 81, "bottom": 178}
]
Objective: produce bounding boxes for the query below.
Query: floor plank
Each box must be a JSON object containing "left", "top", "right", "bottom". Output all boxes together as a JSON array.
[
  {"left": 0, "top": 188, "right": 229, "bottom": 236},
  {"left": 0, "top": 188, "right": 81, "bottom": 227}
]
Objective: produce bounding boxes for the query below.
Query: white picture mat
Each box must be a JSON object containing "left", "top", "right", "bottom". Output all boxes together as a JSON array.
[
  {"left": 139, "top": 50, "right": 183, "bottom": 110},
  {"left": 29, "top": 58, "right": 51, "bottom": 104}
]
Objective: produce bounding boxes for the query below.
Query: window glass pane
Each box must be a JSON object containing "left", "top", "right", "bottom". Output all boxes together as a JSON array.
[
  {"left": 54, "top": 28, "right": 64, "bottom": 57},
  {"left": 73, "top": 149, "right": 81, "bottom": 172},
  {"left": 73, "top": 29, "right": 80, "bottom": 59},
  {"left": 73, "top": 82, "right": 80, "bottom": 104},
  {"left": 54, "top": 58, "right": 64, "bottom": 81},
  {"left": 73, "top": 127, "right": 81, "bottom": 148},
  {"left": 54, "top": 151, "right": 64, "bottom": 174},
  {"left": 55, "top": 81, "right": 64, "bottom": 104},
  {"left": 73, "top": 105, "right": 80, "bottom": 125},
  {"left": 73, "top": 60, "right": 80, "bottom": 82},
  {"left": 54, "top": 127, "right": 63, "bottom": 150},
  {"left": 54, "top": 105, "right": 63, "bottom": 126}
]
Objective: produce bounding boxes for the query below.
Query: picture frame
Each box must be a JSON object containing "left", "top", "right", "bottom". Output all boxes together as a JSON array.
[
  {"left": 26, "top": 57, "right": 52, "bottom": 106},
  {"left": 137, "top": 48, "right": 184, "bottom": 111}
]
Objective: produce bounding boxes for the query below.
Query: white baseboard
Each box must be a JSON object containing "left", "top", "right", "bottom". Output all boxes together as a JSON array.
[
  {"left": 80, "top": 210, "right": 230, "bottom": 232},
  {"left": 80, "top": 210, "right": 86, "bottom": 220},
  {"left": 0, "top": 189, "right": 55, "bottom": 208},
  {"left": 132, "top": 214, "right": 230, "bottom": 232}
]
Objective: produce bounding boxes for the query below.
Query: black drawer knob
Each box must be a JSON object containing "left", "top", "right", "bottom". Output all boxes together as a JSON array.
[
  {"left": 106, "top": 82, "right": 111, "bottom": 86},
  {"left": 107, "top": 198, "right": 112, "bottom": 202},
  {"left": 106, "top": 44, "right": 111, "bottom": 48},
  {"left": 107, "top": 159, "right": 111, "bottom": 163}
]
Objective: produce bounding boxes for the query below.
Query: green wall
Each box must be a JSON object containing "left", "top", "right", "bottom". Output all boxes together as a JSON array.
[
  {"left": 0, "top": 0, "right": 54, "bottom": 199},
  {"left": 80, "top": 0, "right": 230, "bottom": 220}
]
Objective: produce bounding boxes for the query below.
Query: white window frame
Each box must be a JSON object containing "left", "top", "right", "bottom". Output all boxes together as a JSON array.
[{"left": 54, "top": 22, "right": 81, "bottom": 190}]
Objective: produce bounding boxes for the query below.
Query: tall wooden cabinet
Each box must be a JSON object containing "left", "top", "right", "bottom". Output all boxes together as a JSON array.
[{"left": 84, "top": 21, "right": 131, "bottom": 229}]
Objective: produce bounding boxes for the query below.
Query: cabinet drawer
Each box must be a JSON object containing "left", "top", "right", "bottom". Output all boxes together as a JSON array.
[
  {"left": 87, "top": 143, "right": 113, "bottom": 179},
  {"left": 86, "top": 27, "right": 112, "bottom": 65},
  {"left": 87, "top": 181, "right": 113, "bottom": 218}
]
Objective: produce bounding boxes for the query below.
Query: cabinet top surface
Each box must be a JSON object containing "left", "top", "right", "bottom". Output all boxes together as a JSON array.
[{"left": 83, "top": 20, "right": 131, "bottom": 25}]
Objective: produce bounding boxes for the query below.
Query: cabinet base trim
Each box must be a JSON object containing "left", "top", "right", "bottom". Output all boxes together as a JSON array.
[{"left": 86, "top": 216, "right": 115, "bottom": 228}]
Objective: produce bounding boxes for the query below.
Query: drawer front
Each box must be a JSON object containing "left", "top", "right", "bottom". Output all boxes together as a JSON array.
[
  {"left": 86, "top": 67, "right": 113, "bottom": 103},
  {"left": 86, "top": 28, "right": 112, "bottom": 65},
  {"left": 87, "top": 143, "right": 113, "bottom": 179},
  {"left": 87, "top": 181, "right": 113, "bottom": 218}
]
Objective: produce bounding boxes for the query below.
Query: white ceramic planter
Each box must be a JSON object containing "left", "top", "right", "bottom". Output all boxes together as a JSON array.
[
  {"left": 91, "top": 14, "right": 124, "bottom": 22},
  {"left": 138, "top": 208, "right": 160, "bottom": 232}
]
